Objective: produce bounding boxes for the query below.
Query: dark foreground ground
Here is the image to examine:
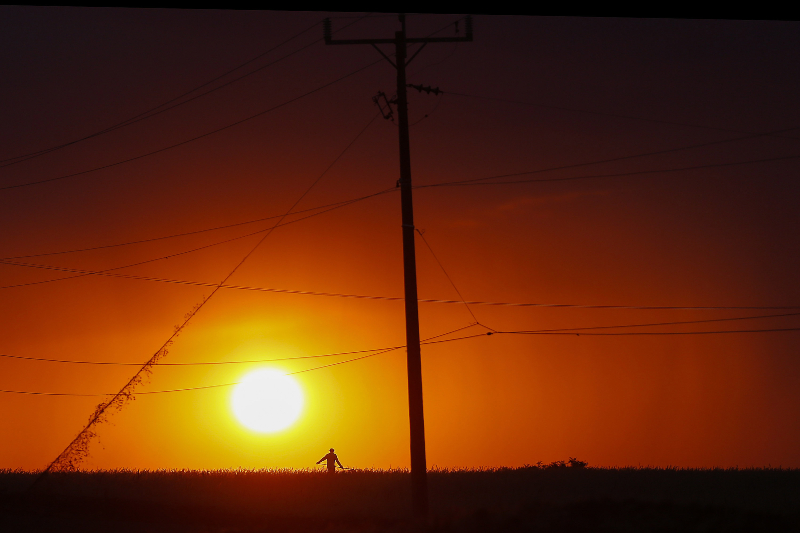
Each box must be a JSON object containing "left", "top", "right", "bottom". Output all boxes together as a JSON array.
[{"left": 1, "top": 467, "right": 798, "bottom": 532}]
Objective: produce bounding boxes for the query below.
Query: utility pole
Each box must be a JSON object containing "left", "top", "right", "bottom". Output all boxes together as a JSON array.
[{"left": 324, "top": 14, "right": 473, "bottom": 516}]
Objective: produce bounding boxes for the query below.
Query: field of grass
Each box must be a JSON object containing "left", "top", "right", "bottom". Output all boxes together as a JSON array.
[{"left": 1, "top": 465, "right": 798, "bottom": 532}]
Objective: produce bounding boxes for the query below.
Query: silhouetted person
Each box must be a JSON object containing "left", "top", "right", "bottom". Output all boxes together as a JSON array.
[{"left": 317, "top": 448, "right": 343, "bottom": 473}]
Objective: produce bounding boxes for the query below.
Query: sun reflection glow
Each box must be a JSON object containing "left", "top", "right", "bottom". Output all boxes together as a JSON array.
[{"left": 231, "top": 369, "right": 304, "bottom": 433}]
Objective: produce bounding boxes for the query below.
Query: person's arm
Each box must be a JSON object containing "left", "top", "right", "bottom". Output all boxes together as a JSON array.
[
  {"left": 316, "top": 457, "right": 325, "bottom": 464},
  {"left": 336, "top": 457, "right": 344, "bottom": 468}
]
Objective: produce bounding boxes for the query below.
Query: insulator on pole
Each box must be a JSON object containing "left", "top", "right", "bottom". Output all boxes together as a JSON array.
[
  {"left": 323, "top": 18, "right": 332, "bottom": 43},
  {"left": 407, "top": 83, "right": 442, "bottom": 96}
]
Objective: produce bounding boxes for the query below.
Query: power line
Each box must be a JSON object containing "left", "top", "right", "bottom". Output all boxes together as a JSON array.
[
  {"left": 4, "top": 258, "right": 800, "bottom": 311},
  {"left": 4, "top": 311, "right": 797, "bottom": 367},
  {"left": 408, "top": 43, "right": 460, "bottom": 81},
  {"left": 0, "top": 16, "right": 373, "bottom": 169},
  {"left": 4, "top": 142, "right": 798, "bottom": 260},
  {"left": 412, "top": 123, "right": 800, "bottom": 189},
  {"left": 10, "top": 75, "right": 796, "bottom": 258},
  {"left": 420, "top": 153, "right": 800, "bottom": 189},
  {"left": 0, "top": 326, "right": 485, "bottom": 396},
  {"left": 501, "top": 327, "right": 800, "bottom": 336},
  {"left": 312, "top": 324, "right": 480, "bottom": 373},
  {"left": 0, "top": 189, "right": 396, "bottom": 261},
  {"left": 0, "top": 346, "right": 403, "bottom": 366},
  {"left": 3, "top": 144, "right": 797, "bottom": 261},
  {"left": 1, "top": 58, "right": 384, "bottom": 192},
  {"left": 503, "top": 311, "right": 800, "bottom": 333},
  {"left": 286, "top": 346, "right": 403, "bottom": 375},
  {"left": 0, "top": 186, "right": 394, "bottom": 289},
  {"left": 0, "top": 228, "right": 273, "bottom": 290},
  {"left": 446, "top": 91, "right": 800, "bottom": 140},
  {"left": 6, "top": 323, "right": 800, "bottom": 397},
  {"left": 8, "top": 46, "right": 789, "bottom": 193},
  {"left": 415, "top": 228, "right": 486, "bottom": 329},
  {"left": 443, "top": 301, "right": 800, "bottom": 311}
]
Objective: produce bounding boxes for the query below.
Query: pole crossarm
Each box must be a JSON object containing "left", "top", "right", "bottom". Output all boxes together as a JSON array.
[
  {"left": 325, "top": 36, "right": 472, "bottom": 45},
  {"left": 326, "top": 38, "right": 397, "bottom": 45},
  {"left": 324, "top": 15, "right": 473, "bottom": 56}
]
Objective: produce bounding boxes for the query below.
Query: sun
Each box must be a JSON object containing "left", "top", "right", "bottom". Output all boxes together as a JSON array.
[{"left": 231, "top": 369, "right": 304, "bottom": 433}]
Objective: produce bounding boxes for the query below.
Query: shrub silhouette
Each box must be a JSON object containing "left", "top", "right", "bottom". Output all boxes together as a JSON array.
[{"left": 527, "top": 458, "right": 588, "bottom": 469}]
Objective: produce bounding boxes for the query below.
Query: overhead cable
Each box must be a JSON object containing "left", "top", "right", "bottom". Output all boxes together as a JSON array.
[
  {"left": 3, "top": 259, "right": 798, "bottom": 311},
  {"left": 0, "top": 326, "right": 484, "bottom": 396},
  {"left": 411, "top": 120, "right": 800, "bottom": 189},
  {"left": 4, "top": 325, "right": 800, "bottom": 397},
  {"left": 415, "top": 228, "right": 490, "bottom": 330},
  {"left": 514, "top": 311, "right": 800, "bottom": 333},
  {"left": 501, "top": 327, "right": 800, "bottom": 336},
  {"left": 0, "top": 227, "right": 273, "bottom": 290},
  {"left": 4, "top": 142, "right": 799, "bottom": 259},
  {"left": 1, "top": 58, "right": 383, "bottom": 191},
  {"left": 420, "top": 153, "right": 800, "bottom": 189},
  {"left": 0, "top": 15, "right": 372, "bottom": 169},
  {"left": 446, "top": 91, "right": 800, "bottom": 139},
  {"left": 3, "top": 144, "right": 798, "bottom": 260},
  {"left": 0, "top": 188, "right": 395, "bottom": 261},
  {"left": 3, "top": 312, "right": 797, "bottom": 367},
  {"left": 0, "top": 345, "right": 403, "bottom": 366},
  {"left": 0, "top": 187, "right": 393, "bottom": 289}
]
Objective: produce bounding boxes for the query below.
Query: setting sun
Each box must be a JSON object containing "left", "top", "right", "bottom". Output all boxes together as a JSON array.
[{"left": 231, "top": 369, "right": 304, "bottom": 433}]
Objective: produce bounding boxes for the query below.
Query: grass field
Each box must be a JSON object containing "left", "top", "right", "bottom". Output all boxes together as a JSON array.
[{"left": 1, "top": 465, "right": 798, "bottom": 532}]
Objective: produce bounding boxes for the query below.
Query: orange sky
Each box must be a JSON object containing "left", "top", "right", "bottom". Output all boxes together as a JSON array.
[{"left": 1, "top": 9, "right": 799, "bottom": 471}]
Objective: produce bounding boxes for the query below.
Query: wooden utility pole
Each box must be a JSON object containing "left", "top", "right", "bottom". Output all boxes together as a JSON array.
[{"left": 324, "top": 14, "right": 473, "bottom": 516}]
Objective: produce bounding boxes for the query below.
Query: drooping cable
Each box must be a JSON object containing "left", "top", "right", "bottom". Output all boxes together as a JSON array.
[
  {"left": 2, "top": 325, "right": 484, "bottom": 396},
  {"left": 505, "top": 312, "right": 800, "bottom": 334},
  {"left": 4, "top": 258, "right": 799, "bottom": 311},
  {"left": 0, "top": 187, "right": 394, "bottom": 289},
  {"left": 33, "top": 111, "right": 380, "bottom": 477},
  {"left": 415, "top": 228, "right": 489, "bottom": 330},
  {"left": 446, "top": 91, "right": 800, "bottom": 140},
  {"left": 499, "top": 327, "right": 800, "bottom": 336},
  {"left": 0, "top": 15, "right": 373, "bottom": 169},
  {"left": 5, "top": 322, "right": 800, "bottom": 398},
  {"left": 0, "top": 191, "right": 394, "bottom": 261},
  {"left": 4, "top": 312, "right": 797, "bottom": 367},
  {"left": 2, "top": 58, "right": 383, "bottom": 192},
  {"left": 4, "top": 141, "right": 799, "bottom": 260},
  {"left": 420, "top": 152, "right": 800, "bottom": 189}
]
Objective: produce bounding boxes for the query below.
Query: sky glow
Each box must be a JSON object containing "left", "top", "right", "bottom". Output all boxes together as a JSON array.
[{"left": 1, "top": 9, "right": 799, "bottom": 471}]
